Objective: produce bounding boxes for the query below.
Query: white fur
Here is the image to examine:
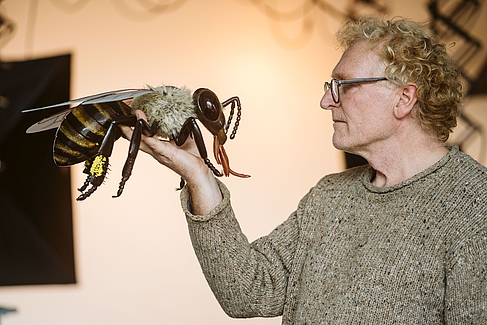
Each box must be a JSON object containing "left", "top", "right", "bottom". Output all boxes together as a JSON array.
[{"left": 131, "top": 85, "right": 196, "bottom": 138}]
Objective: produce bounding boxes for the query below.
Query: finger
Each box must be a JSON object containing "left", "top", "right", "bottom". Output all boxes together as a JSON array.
[
  {"left": 130, "top": 109, "right": 205, "bottom": 171},
  {"left": 133, "top": 109, "right": 198, "bottom": 156},
  {"left": 135, "top": 109, "right": 148, "bottom": 121},
  {"left": 119, "top": 109, "right": 146, "bottom": 141},
  {"left": 119, "top": 125, "right": 133, "bottom": 140},
  {"left": 127, "top": 109, "right": 157, "bottom": 154}
]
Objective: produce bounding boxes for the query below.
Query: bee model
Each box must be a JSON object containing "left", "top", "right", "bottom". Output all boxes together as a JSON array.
[{"left": 24, "top": 85, "right": 249, "bottom": 201}]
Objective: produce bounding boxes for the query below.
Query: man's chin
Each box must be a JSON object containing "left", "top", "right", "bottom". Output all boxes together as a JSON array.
[
  {"left": 332, "top": 141, "right": 359, "bottom": 156},
  {"left": 331, "top": 139, "right": 350, "bottom": 152}
]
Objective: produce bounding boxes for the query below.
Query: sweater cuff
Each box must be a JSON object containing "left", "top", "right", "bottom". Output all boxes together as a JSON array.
[{"left": 179, "top": 178, "right": 231, "bottom": 222}]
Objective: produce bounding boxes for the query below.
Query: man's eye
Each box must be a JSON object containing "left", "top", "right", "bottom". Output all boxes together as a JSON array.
[
  {"left": 341, "top": 83, "right": 359, "bottom": 94},
  {"left": 340, "top": 84, "right": 353, "bottom": 93}
]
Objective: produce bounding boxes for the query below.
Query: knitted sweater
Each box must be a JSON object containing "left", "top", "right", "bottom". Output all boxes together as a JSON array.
[{"left": 182, "top": 146, "right": 487, "bottom": 324}]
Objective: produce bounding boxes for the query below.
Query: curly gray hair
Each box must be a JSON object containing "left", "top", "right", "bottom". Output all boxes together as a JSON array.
[{"left": 337, "top": 17, "right": 465, "bottom": 142}]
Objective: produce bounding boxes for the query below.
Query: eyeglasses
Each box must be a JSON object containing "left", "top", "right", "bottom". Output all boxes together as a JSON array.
[{"left": 324, "top": 77, "right": 388, "bottom": 104}]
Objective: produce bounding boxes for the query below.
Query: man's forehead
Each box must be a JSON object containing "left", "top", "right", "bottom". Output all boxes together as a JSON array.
[{"left": 331, "top": 43, "right": 383, "bottom": 79}]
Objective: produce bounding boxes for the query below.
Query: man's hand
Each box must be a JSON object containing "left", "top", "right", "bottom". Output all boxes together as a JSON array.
[{"left": 120, "top": 110, "right": 223, "bottom": 215}]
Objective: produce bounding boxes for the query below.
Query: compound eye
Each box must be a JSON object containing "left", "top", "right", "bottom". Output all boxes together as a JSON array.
[
  {"left": 198, "top": 91, "right": 220, "bottom": 121},
  {"left": 193, "top": 88, "right": 226, "bottom": 136}
]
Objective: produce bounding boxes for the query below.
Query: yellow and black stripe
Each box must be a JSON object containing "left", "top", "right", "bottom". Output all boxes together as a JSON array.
[{"left": 53, "top": 101, "right": 133, "bottom": 166}]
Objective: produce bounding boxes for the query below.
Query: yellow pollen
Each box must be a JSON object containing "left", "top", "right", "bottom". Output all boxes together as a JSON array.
[{"left": 90, "top": 155, "right": 107, "bottom": 177}]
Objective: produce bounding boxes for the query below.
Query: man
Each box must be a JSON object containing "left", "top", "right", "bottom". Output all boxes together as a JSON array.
[{"left": 123, "top": 17, "right": 486, "bottom": 324}]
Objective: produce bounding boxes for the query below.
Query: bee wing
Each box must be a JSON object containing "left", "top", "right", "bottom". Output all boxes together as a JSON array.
[
  {"left": 26, "top": 108, "right": 72, "bottom": 134},
  {"left": 22, "top": 88, "right": 153, "bottom": 113},
  {"left": 82, "top": 89, "right": 153, "bottom": 104},
  {"left": 23, "top": 88, "right": 155, "bottom": 134}
]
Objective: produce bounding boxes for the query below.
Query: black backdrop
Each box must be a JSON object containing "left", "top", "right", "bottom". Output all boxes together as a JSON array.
[{"left": 0, "top": 54, "right": 76, "bottom": 286}]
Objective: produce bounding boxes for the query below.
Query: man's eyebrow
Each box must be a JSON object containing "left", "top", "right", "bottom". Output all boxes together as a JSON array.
[{"left": 332, "top": 72, "right": 349, "bottom": 80}]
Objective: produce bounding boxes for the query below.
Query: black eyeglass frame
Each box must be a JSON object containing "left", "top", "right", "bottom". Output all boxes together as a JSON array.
[{"left": 324, "top": 77, "right": 388, "bottom": 103}]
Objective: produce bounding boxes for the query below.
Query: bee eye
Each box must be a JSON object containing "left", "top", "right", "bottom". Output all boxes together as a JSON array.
[
  {"left": 206, "top": 100, "right": 214, "bottom": 109},
  {"left": 193, "top": 88, "right": 225, "bottom": 136},
  {"left": 199, "top": 94, "right": 219, "bottom": 121}
]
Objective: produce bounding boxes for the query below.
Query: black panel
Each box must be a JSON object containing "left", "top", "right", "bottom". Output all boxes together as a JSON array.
[{"left": 0, "top": 54, "right": 76, "bottom": 286}]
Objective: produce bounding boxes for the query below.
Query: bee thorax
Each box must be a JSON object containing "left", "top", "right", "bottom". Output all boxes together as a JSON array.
[{"left": 131, "top": 85, "right": 196, "bottom": 138}]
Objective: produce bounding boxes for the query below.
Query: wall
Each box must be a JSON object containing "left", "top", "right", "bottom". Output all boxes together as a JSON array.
[{"left": 0, "top": 1, "right": 486, "bottom": 324}]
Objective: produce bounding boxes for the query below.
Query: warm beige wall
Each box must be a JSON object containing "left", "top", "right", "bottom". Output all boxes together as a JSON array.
[{"left": 0, "top": 1, "right": 486, "bottom": 325}]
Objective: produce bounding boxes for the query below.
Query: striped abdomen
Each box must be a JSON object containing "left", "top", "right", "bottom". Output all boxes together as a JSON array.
[{"left": 54, "top": 101, "right": 133, "bottom": 166}]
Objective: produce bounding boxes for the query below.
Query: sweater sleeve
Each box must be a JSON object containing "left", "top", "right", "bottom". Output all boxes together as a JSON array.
[{"left": 181, "top": 179, "right": 303, "bottom": 318}]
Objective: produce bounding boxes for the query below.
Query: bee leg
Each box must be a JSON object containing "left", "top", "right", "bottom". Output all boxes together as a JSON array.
[
  {"left": 77, "top": 155, "right": 109, "bottom": 201},
  {"left": 175, "top": 117, "right": 223, "bottom": 179},
  {"left": 78, "top": 158, "right": 95, "bottom": 192},
  {"left": 78, "top": 176, "right": 91, "bottom": 193},
  {"left": 99, "top": 116, "right": 137, "bottom": 158},
  {"left": 113, "top": 118, "right": 156, "bottom": 198},
  {"left": 78, "top": 116, "right": 137, "bottom": 200},
  {"left": 77, "top": 184, "right": 98, "bottom": 201}
]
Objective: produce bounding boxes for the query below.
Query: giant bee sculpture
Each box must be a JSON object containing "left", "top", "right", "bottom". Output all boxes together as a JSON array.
[{"left": 23, "top": 85, "right": 250, "bottom": 201}]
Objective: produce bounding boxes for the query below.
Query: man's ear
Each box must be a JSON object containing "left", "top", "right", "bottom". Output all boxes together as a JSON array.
[{"left": 394, "top": 83, "right": 418, "bottom": 119}]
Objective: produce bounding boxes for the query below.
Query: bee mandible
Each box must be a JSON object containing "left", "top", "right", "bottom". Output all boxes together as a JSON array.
[{"left": 23, "top": 85, "right": 250, "bottom": 201}]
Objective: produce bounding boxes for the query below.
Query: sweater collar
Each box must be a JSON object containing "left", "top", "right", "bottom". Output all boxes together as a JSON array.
[{"left": 361, "top": 145, "right": 459, "bottom": 194}]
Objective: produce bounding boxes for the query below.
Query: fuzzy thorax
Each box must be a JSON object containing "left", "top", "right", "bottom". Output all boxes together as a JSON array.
[{"left": 131, "top": 85, "right": 196, "bottom": 139}]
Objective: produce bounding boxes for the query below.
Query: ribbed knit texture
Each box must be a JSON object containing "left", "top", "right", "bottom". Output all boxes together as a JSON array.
[{"left": 182, "top": 146, "right": 487, "bottom": 324}]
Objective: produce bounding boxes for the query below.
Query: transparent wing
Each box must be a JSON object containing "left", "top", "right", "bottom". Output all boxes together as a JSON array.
[
  {"left": 22, "top": 88, "right": 153, "bottom": 113},
  {"left": 23, "top": 88, "right": 154, "bottom": 133},
  {"left": 26, "top": 108, "right": 72, "bottom": 133},
  {"left": 82, "top": 89, "right": 153, "bottom": 105}
]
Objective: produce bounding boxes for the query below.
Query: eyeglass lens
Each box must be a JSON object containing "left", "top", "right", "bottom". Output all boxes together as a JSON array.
[
  {"left": 324, "top": 80, "right": 339, "bottom": 103},
  {"left": 324, "top": 77, "right": 388, "bottom": 104}
]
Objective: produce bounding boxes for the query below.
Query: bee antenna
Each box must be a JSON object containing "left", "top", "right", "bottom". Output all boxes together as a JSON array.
[
  {"left": 229, "top": 104, "right": 242, "bottom": 140},
  {"left": 221, "top": 97, "right": 242, "bottom": 140},
  {"left": 224, "top": 101, "right": 234, "bottom": 134}
]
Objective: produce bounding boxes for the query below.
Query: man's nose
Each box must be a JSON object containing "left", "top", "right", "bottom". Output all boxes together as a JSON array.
[{"left": 320, "top": 90, "right": 337, "bottom": 110}]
